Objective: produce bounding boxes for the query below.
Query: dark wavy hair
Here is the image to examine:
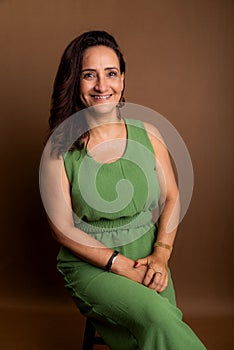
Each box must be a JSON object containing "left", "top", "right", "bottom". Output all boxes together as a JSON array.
[{"left": 48, "top": 30, "right": 126, "bottom": 155}]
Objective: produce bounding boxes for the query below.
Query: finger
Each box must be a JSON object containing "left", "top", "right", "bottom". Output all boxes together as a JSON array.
[
  {"left": 149, "top": 272, "right": 165, "bottom": 290},
  {"left": 142, "top": 268, "right": 155, "bottom": 286},
  {"left": 134, "top": 258, "right": 148, "bottom": 268},
  {"left": 158, "top": 275, "right": 168, "bottom": 293},
  {"left": 155, "top": 274, "right": 168, "bottom": 293}
]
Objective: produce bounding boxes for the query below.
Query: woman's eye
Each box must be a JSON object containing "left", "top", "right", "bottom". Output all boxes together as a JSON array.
[
  {"left": 108, "top": 71, "right": 118, "bottom": 77},
  {"left": 82, "top": 72, "right": 96, "bottom": 79}
]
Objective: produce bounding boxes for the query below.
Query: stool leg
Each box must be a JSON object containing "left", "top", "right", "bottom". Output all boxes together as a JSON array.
[{"left": 82, "top": 318, "right": 96, "bottom": 350}]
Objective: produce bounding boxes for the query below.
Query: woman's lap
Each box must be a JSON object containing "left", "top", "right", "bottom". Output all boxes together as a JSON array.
[
  {"left": 58, "top": 257, "right": 179, "bottom": 331},
  {"left": 57, "top": 252, "right": 206, "bottom": 350},
  {"left": 57, "top": 226, "right": 178, "bottom": 334}
]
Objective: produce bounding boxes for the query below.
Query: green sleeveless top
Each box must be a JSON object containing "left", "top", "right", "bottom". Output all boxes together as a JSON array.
[{"left": 63, "top": 118, "right": 160, "bottom": 248}]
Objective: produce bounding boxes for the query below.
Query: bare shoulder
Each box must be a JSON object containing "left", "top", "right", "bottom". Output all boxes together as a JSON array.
[
  {"left": 142, "top": 122, "right": 174, "bottom": 174},
  {"left": 42, "top": 139, "right": 64, "bottom": 161},
  {"left": 142, "top": 121, "right": 166, "bottom": 150},
  {"left": 40, "top": 139, "right": 66, "bottom": 179}
]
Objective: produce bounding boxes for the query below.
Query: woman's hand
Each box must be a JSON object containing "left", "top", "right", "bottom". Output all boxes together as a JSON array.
[
  {"left": 134, "top": 253, "right": 169, "bottom": 292},
  {"left": 111, "top": 254, "right": 147, "bottom": 284}
]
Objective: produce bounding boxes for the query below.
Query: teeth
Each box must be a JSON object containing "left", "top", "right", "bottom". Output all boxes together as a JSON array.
[{"left": 93, "top": 95, "right": 111, "bottom": 100}]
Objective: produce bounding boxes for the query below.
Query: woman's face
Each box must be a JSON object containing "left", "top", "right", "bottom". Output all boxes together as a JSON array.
[{"left": 80, "top": 46, "right": 124, "bottom": 110}]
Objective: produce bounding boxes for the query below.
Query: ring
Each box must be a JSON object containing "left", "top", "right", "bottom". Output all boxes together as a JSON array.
[
  {"left": 155, "top": 271, "right": 163, "bottom": 276},
  {"left": 149, "top": 267, "right": 163, "bottom": 276}
]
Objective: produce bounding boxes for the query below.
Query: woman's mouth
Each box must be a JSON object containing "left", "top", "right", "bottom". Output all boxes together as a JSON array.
[{"left": 92, "top": 94, "right": 112, "bottom": 100}]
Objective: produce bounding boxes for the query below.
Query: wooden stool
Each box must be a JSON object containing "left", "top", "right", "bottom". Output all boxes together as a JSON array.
[{"left": 82, "top": 318, "right": 106, "bottom": 349}]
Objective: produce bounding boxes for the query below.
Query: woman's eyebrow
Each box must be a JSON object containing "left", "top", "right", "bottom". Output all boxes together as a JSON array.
[
  {"left": 81, "top": 67, "right": 119, "bottom": 72},
  {"left": 81, "top": 68, "right": 96, "bottom": 72},
  {"left": 105, "top": 66, "right": 119, "bottom": 71}
]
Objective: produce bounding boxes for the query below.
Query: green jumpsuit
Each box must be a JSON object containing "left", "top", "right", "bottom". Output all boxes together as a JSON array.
[{"left": 57, "top": 118, "right": 206, "bottom": 349}]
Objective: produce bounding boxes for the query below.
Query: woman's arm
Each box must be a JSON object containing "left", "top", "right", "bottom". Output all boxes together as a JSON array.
[
  {"left": 40, "top": 141, "right": 147, "bottom": 282},
  {"left": 134, "top": 122, "right": 180, "bottom": 292}
]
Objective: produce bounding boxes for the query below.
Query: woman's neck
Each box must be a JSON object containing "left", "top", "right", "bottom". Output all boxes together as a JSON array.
[
  {"left": 85, "top": 109, "right": 123, "bottom": 141},
  {"left": 89, "top": 119, "right": 124, "bottom": 141}
]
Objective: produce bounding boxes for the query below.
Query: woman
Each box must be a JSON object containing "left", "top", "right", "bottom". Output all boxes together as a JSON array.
[{"left": 40, "top": 30, "right": 206, "bottom": 349}]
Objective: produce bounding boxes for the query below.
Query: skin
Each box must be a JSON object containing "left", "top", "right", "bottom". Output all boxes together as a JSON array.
[
  {"left": 80, "top": 46, "right": 124, "bottom": 105},
  {"left": 43, "top": 45, "right": 179, "bottom": 293},
  {"left": 80, "top": 45, "right": 124, "bottom": 120},
  {"left": 79, "top": 46, "right": 127, "bottom": 163}
]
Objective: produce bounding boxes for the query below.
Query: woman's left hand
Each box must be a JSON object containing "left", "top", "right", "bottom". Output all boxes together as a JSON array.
[{"left": 134, "top": 254, "right": 169, "bottom": 293}]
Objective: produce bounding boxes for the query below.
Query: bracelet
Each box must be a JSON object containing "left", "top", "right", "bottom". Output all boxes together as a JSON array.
[
  {"left": 154, "top": 241, "right": 173, "bottom": 251},
  {"left": 105, "top": 250, "right": 119, "bottom": 272}
]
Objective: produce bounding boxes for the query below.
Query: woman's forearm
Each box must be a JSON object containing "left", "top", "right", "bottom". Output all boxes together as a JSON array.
[
  {"left": 153, "top": 194, "right": 180, "bottom": 260},
  {"left": 49, "top": 220, "right": 146, "bottom": 282},
  {"left": 49, "top": 219, "right": 115, "bottom": 268}
]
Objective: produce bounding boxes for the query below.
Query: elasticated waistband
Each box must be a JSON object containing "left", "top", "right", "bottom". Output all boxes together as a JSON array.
[{"left": 74, "top": 211, "right": 153, "bottom": 234}]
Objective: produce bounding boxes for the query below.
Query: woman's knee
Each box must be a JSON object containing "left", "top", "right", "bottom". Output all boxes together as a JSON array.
[{"left": 133, "top": 292, "right": 182, "bottom": 331}]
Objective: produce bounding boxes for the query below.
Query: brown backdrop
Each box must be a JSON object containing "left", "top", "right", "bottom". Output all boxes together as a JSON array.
[{"left": 1, "top": 0, "right": 233, "bottom": 348}]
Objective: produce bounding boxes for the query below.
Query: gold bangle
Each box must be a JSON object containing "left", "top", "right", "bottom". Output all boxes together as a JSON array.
[{"left": 154, "top": 241, "right": 173, "bottom": 251}]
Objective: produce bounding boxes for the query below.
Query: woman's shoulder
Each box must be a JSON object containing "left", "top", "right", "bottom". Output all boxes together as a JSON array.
[
  {"left": 63, "top": 147, "right": 83, "bottom": 165},
  {"left": 125, "top": 118, "right": 165, "bottom": 147},
  {"left": 124, "top": 117, "right": 143, "bottom": 127},
  {"left": 142, "top": 121, "right": 166, "bottom": 149}
]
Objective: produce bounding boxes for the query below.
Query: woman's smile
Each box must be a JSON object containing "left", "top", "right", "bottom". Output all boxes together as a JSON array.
[{"left": 91, "top": 94, "right": 113, "bottom": 101}]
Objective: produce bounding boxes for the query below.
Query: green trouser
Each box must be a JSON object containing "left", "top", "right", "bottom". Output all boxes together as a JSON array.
[{"left": 57, "top": 228, "right": 206, "bottom": 350}]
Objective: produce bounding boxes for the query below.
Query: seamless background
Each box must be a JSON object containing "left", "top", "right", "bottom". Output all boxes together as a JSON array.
[{"left": 0, "top": 0, "right": 233, "bottom": 349}]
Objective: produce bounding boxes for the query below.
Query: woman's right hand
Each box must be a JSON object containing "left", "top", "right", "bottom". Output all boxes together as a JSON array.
[{"left": 111, "top": 254, "right": 147, "bottom": 284}]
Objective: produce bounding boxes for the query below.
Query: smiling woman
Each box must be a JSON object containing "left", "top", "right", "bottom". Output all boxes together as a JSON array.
[{"left": 40, "top": 30, "right": 207, "bottom": 349}]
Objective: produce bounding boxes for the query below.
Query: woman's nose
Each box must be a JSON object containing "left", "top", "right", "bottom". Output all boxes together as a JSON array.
[{"left": 94, "top": 75, "right": 108, "bottom": 92}]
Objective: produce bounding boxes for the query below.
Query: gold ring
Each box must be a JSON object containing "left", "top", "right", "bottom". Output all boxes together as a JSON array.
[{"left": 155, "top": 271, "right": 163, "bottom": 276}]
